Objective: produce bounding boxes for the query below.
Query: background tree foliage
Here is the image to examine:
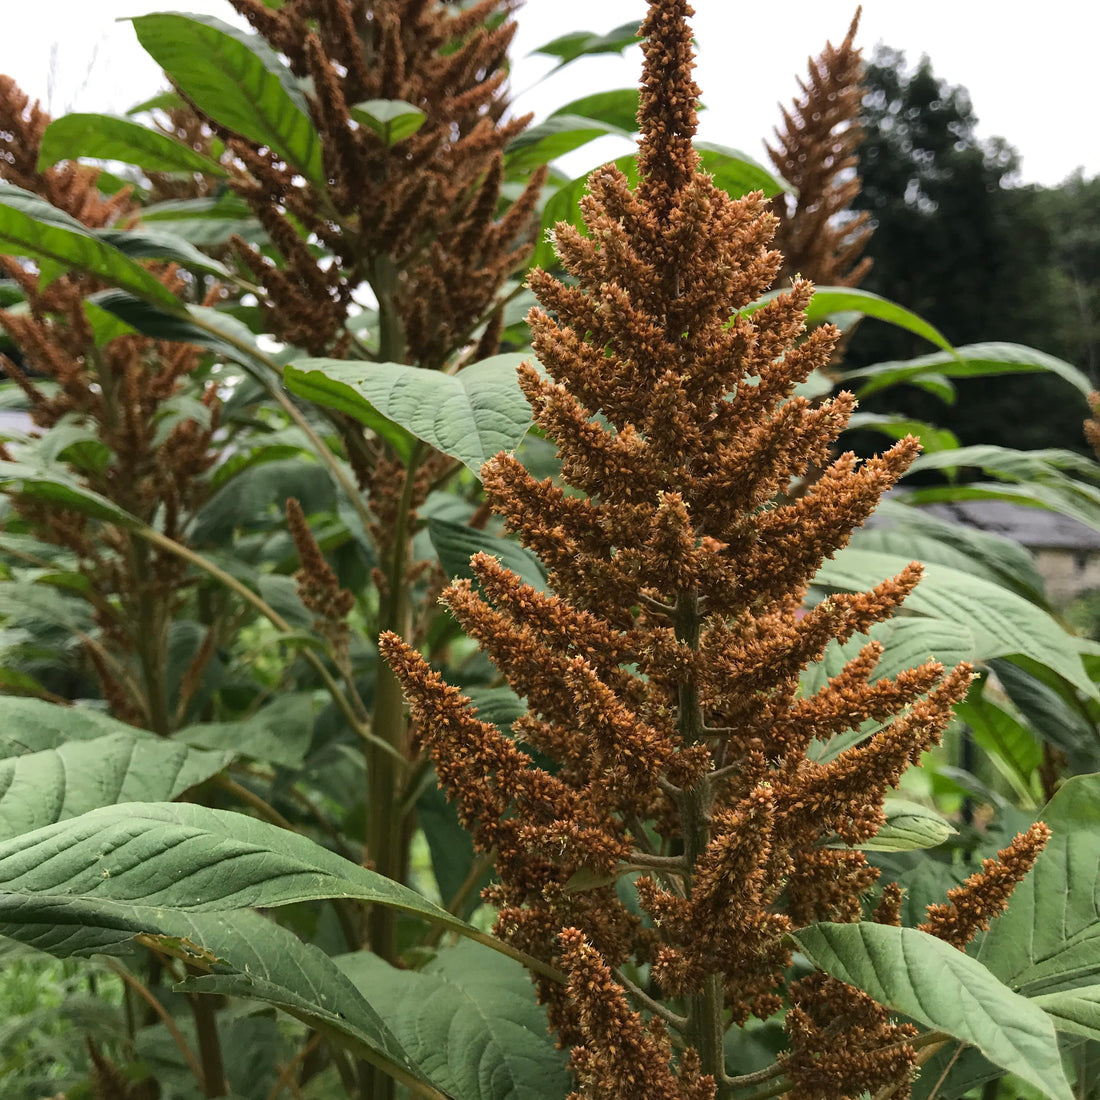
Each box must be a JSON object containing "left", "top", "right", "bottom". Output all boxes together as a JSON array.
[{"left": 847, "top": 46, "right": 1098, "bottom": 455}]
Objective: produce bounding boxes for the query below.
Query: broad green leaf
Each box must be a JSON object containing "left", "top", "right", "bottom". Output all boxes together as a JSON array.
[
  {"left": 129, "top": 14, "right": 324, "bottom": 187},
  {"left": 697, "top": 142, "right": 792, "bottom": 198},
  {"left": 847, "top": 411, "right": 960, "bottom": 453},
  {"left": 349, "top": 100, "right": 427, "bottom": 146},
  {"left": 979, "top": 773, "right": 1100, "bottom": 997},
  {"left": 0, "top": 698, "right": 132, "bottom": 755},
  {"left": 531, "top": 21, "right": 642, "bottom": 71},
  {"left": 856, "top": 498, "right": 1049, "bottom": 608},
  {"left": 0, "top": 185, "right": 183, "bottom": 312},
  {"left": 909, "top": 444, "right": 1100, "bottom": 483},
  {"left": 814, "top": 547, "right": 1096, "bottom": 697},
  {"left": 176, "top": 693, "right": 314, "bottom": 769},
  {"left": 0, "top": 461, "right": 142, "bottom": 527},
  {"left": 905, "top": 480, "right": 1100, "bottom": 539},
  {"left": 428, "top": 517, "right": 547, "bottom": 592},
  {"left": 83, "top": 296, "right": 140, "bottom": 345},
  {"left": 38, "top": 113, "right": 226, "bottom": 176},
  {"left": 96, "top": 226, "right": 230, "bottom": 277},
  {"left": 826, "top": 797, "right": 955, "bottom": 852},
  {"left": 844, "top": 342, "right": 1092, "bottom": 401},
  {"left": 336, "top": 939, "right": 571, "bottom": 1100},
  {"left": 0, "top": 801, "right": 473, "bottom": 935},
  {"left": 1032, "top": 985, "right": 1100, "bottom": 1042},
  {"left": 956, "top": 690, "right": 1043, "bottom": 805},
  {"left": 0, "top": 733, "right": 231, "bottom": 841},
  {"left": 417, "top": 773, "right": 487, "bottom": 919},
  {"left": 803, "top": 287, "right": 954, "bottom": 353},
  {"left": 989, "top": 659, "right": 1100, "bottom": 775},
  {"left": 505, "top": 114, "right": 632, "bottom": 176},
  {"left": 282, "top": 360, "right": 416, "bottom": 461},
  {"left": 548, "top": 88, "right": 640, "bottom": 133},
  {"left": 0, "top": 898, "right": 446, "bottom": 1098},
  {"left": 126, "top": 90, "right": 185, "bottom": 115},
  {"left": 287, "top": 354, "right": 535, "bottom": 475},
  {"left": 792, "top": 923, "right": 1073, "bottom": 1100}
]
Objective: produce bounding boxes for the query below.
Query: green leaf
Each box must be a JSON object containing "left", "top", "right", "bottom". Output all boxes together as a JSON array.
[
  {"left": 803, "top": 287, "right": 954, "bottom": 354},
  {"left": 349, "top": 100, "right": 427, "bottom": 146},
  {"left": 548, "top": 88, "right": 640, "bottom": 133},
  {"left": 697, "top": 143, "right": 792, "bottom": 198},
  {"left": 0, "top": 461, "right": 142, "bottom": 527},
  {"left": 531, "top": 21, "right": 642, "bottom": 72},
  {"left": 128, "top": 14, "right": 324, "bottom": 187},
  {"left": 38, "top": 113, "right": 226, "bottom": 176},
  {"left": 176, "top": 693, "right": 313, "bottom": 769},
  {"left": 0, "top": 733, "right": 232, "bottom": 841},
  {"left": 281, "top": 360, "right": 416, "bottom": 461},
  {"left": 1031, "top": 985, "right": 1100, "bottom": 1042},
  {"left": 0, "top": 698, "right": 131, "bottom": 755},
  {"left": 814, "top": 547, "right": 1095, "bottom": 697},
  {"left": 847, "top": 412, "right": 960, "bottom": 453},
  {"left": 96, "top": 226, "right": 229, "bottom": 278},
  {"left": 792, "top": 923, "right": 1073, "bottom": 1100},
  {"left": 286, "top": 354, "right": 535, "bottom": 476},
  {"left": 979, "top": 773, "right": 1100, "bottom": 997},
  {"left": 505, "top": 114, "right": 631, "bottom": 176},
  {"left": 854, "top": 498, "right": 1049, "bottom": 608},
  {"left": 0, "top": 185, "right": 183, "bottom": 312},
  {"left": 335, "top": 939, "right": 571, "bottom": 1100},
  {"left": 826, "top": 798, "right": 955, "bottom": 852},
  {"left": 843, "top": 342, "right": 1092, "bottom": 402},
  {"left": 428, "top": 517, "right": 547, "bottom": 592},
  {"left": 955, "top": 690, "right": 1043, "bottom": 805},
  {"left": 0, "top": 801, "right": 475, "bottom": 934}
]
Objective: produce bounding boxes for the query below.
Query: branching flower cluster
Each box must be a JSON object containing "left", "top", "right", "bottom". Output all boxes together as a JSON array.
[
  {"left": 211, "top": 0, "right": 546, "bottom": 364},
  {"left": 383, "top": 3, "right": 1049, "bottom": 1096}
]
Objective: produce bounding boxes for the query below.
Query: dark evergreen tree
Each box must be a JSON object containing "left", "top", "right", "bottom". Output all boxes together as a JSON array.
[{"left": 846, "top": 47, "right": 1088, "bottom": 454}]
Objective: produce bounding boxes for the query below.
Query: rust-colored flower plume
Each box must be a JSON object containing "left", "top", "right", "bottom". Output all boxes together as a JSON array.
[
  {"left": 767, "top": 9, "right": 872, "bottom": 288},
  {"left": 382, "top": 2, "right": 1044, "bottom": 1096},
  {"left": 205, "top": 0, "right": 545, "bottom": 364}
]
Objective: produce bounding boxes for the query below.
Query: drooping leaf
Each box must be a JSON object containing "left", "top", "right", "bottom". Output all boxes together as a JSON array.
[
  {"left": 0, "top": 733, "right": 232, "bottom": 841},
  {"left": 531, "top": 21, "right": 642, "bottom": 72},
  {"left": 843, "top": 342, "right": 1092, "bottom": 401},
  {"left": 336, "top": 940, "right": 571, "bottom": 1100},
  {"left": 814, "top": 547, "right": 1096, "bottom": 697},
  {"left": 428, "top": 517, "right": 547, "bottom": 592},
  {"left": 1031, "top": 985, "right": 1100, "bottom": 1042},
  {"left": 978, "top": 773, "right": 1100, "bottom": 997},
  {"left": 792, "top": 922, "right": 1073, "bottom": 1100},
  {"left": 955, "top": 690, "right": 1043, "bottom": 805},
  {"left": 286, "top": 354, "right": 535, "bottom": 475},
  {"left": 505, "top": 114, "right": 632, "bottom": 176},
  {"left": 855, "top": 498, "right": 1049, "bottom": 608},
  {"left": 349, "top": 100, "right": 427, "bottom": 146},
  {"left": 0, "top": 801, "right": 483, "bottom": 939},
  {"left": 826, "top": 798, "right": 955, "bottom": 852},
  {"left": 38, "top": 113, "right": 226, "bottom": 176},
  {"left": 96, "top": 226, "right": 230, "bottom": 278},
  {"left": 176, "top": 693, "right": 314, "bottom": 769},
  {"left": 0, "top": 462, "right": 142, "bottom": 527},
  {"left": 128, "top": 13, "right": 324, "bottom": 187},
  {"left": 548, "top": 88, "right": 640, "bottom": 133},
  {"left": 0, "top": 185, "right": 183, "bottom": 312},
  {"left": 803, "top": 286, "right": 954, "bottom": 353},
  {"left": 281, "top": 360, "right": 416, "bottom": 461}
]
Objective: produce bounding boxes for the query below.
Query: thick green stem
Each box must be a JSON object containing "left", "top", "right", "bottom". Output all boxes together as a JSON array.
[{"left": 673, "top": 590, "right": 729, "bottom": 1095}]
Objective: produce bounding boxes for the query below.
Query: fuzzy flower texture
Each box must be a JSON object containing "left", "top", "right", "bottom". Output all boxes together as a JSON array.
[{"left": 382, "top": 3, "right": 1046, "bottom": 1097}]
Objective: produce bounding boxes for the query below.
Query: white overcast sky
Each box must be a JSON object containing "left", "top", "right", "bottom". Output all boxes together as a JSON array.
[{"left": 1, "top": 0, "right": 1095, "bottom": 187}]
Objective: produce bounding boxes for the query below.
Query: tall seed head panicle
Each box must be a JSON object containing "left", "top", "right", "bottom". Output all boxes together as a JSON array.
[{"left": 378, "top": 2, "right": 1035, "bottom": 1095}]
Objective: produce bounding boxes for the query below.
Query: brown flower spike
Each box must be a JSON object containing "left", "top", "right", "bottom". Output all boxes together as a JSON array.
[{"left": 383, "top": 2, "right": 1043, "bottom": 1096}]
